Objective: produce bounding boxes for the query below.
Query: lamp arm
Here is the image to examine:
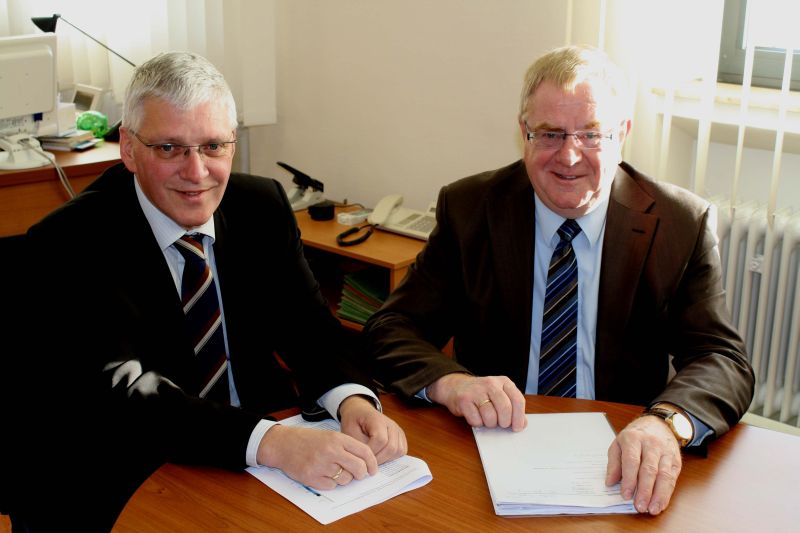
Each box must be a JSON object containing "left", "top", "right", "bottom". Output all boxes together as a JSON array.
[{"left": 58, "top": 15, "right": 136, "bottom": 68}]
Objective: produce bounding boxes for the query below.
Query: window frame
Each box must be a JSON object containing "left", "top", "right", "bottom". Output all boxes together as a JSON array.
[{"left": 717, "top": 0, "right": 800, "bottom": 91}]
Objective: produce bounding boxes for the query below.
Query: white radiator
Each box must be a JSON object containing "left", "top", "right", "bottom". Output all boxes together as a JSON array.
[{"left": 714, "top": 201, "right": 800, "bottom": 427}]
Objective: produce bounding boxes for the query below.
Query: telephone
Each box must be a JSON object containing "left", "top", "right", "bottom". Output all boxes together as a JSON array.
[{"left": 368, "top": 195, "right": 437, "bottom": 241}]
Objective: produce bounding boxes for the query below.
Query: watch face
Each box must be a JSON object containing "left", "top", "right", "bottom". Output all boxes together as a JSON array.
[{"left": 671, "top": 413, "right": 693, "bottom": 440}]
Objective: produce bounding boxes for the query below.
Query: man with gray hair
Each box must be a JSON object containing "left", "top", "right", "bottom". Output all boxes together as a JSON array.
[
  {"left": 365, "top": 45, "right": 753, "bottom": 516},
  {"left": 11, "top": 51, "right": 406, "bottom": 531}
]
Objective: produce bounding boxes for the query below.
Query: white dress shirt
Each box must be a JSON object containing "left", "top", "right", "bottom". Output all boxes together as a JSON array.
[{"left": 134, "top": 177, "right": 379, "bottom": 466}]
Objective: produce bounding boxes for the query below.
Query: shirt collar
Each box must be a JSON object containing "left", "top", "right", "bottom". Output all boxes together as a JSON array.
[
  {"left": 533, "top": 192, "right": 608, "bottom": 248},
  {"left": 134, "top": 175, "right": 217, "bottom": 252}
]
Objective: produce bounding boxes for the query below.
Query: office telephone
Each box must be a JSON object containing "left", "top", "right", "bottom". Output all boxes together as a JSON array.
[
  {"left": 336, "top": 194, "right": 437, "bottom": 247},
  {"left": 368, "top": 194, "right": 437, "bottom": 241}
]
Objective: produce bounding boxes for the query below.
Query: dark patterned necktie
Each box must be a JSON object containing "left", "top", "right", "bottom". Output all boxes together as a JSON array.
[
  {"left": 174, "top": 234, "right": 229, "bottom": 402},
  {"left": 538, "top": 219, "right": 582, "bottom": 397}
]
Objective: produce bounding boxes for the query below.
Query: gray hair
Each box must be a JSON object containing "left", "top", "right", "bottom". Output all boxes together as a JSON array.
[
  {"left": 122, "top": 51, "right": 237, "bottom": 132},
  {"left": 518, "top": 45, "right": 631, "bottom": 122}
]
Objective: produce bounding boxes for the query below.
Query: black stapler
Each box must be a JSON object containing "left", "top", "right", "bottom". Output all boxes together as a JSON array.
[{"left": 277, "top": 161, "right": 325, "bottom": 211}]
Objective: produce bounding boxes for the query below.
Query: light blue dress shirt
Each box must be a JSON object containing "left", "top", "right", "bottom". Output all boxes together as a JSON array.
[
  {"left": 525, "top": 192, "right": 710, "bottom": 446},
  {"left": 525, "top": 194, "right": 607, "bottom": 398}
]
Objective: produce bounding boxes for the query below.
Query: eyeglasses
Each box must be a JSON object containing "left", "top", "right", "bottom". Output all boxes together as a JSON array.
[
  {"left": 524, "top": 122, "right": 615, "bottom": 150},
  {"left": 131, "top": 131, "right": 236, "bottom": 160}
]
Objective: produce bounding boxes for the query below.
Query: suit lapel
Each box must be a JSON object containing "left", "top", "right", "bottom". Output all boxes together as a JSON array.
[
  {"left": 595, "top": 165, "right": 658, "bottom": 397},
  {"left": 112, "top": 174, "right": 195, "bottom": 378},
  {"left": 486, "top": 164, "right": 536, "bottom": 386}
]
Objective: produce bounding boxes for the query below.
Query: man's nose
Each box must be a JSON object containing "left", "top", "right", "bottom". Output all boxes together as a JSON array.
[
  {"left": 179, "top": 149, "right": 209, "bottom": 181},
  {"left": 556, "top": 135, "right": 582, "bottom": 166}
]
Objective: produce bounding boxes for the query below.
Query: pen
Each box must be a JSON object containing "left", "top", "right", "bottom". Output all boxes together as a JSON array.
[{"left": 302, "top": 484, "right": 321, "bottom": 497}]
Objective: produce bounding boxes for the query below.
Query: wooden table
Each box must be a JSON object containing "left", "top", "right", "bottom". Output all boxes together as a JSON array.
[
  {"left": 0, "top": 142, "right": 121, "bottom": 236},
  {"left": 114, "top": 395, "right": 800, "bottom": 532}
]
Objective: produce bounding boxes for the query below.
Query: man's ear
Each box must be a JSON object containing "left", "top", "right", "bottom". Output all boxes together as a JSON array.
[
  {"left": 119, "top": 127, "right": 138, "bottom": 174},
  {"left": 518, "top": 118, "right": 528, "bottom": 139},
  {"left": 618, "top": 119, "right": 632, "bottom": 147}
]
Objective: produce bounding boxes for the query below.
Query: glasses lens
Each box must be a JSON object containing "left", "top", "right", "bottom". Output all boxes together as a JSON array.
[
  {"left": 529, "top": 131, "right": 608, "bottom": 150},
  {"left": 152, "top": 144, "right": 183, "bottom": 159},
  {"left": 534, "top": 131, "right": 563, "bottom": 149},
  {"left": 200, "top": 142, "right": 234, "bottom": 158},
  {"left": 576, "top": 132, "right": 604, "bottom": 149}
]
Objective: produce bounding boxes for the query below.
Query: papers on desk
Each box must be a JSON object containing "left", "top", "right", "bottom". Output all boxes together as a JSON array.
[
  {"left": 473, "top": 412, "right": 636, "bottom": 516},
  {"left": 246, "top": 414, "right": 432, "bottom": 525}
]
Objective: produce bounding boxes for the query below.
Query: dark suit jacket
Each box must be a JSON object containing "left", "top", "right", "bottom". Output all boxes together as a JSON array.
[
  {"left": 364, "top": 160, "right": 754, "bottom": 437},
  {"left": 9, "top": 163, "right": 369, "bottom": 530}
]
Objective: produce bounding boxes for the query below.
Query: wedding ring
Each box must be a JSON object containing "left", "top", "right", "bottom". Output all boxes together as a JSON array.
[
  {"left": 331, "top": 466, "right": 344, "bottom": 481},
  {"left": 477, "top": 398, "right": 492, "bottom": 408}
]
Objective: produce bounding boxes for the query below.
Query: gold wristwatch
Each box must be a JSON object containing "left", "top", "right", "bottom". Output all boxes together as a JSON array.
[{"left": 641, "top": 405, "right": 693, "bottom": 448}]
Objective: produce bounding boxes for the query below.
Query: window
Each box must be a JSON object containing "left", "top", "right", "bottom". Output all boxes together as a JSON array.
[{"left": 717, "top": 0, "right": 800, "bottom": 91}]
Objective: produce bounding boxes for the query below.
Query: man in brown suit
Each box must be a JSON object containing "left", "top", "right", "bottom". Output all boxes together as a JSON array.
[{"left": 364, "top": 45, "right": 754, "bottom": 516}]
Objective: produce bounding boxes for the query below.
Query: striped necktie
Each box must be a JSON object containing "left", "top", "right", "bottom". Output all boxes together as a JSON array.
[
  {"left": 538, "top": 219, "right": 582, "bottom": 398},
  {"left": 174, "top": 234, "right": 229, "bottom": 402}
]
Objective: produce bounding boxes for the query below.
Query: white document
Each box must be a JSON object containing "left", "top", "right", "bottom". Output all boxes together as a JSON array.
[
  {"left": 473, "top": 412, "right": 636, "bottom": 516},
  {"left": 246, "top": 414, "right": 432, "bottom": 525}
]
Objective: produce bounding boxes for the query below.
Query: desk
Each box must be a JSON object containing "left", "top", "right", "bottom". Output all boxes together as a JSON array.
[
  {"left": 294, "top": 208, "right": 425, "bottom": 331},
  {"left": 0, "top": 142, "right": 121, "bottom": 236},
  {"left": 114, "top": 395, "right": 800, "bottom": 532},
  {"left": 294, "top": 208, "right": 424, "bottom": 291}
]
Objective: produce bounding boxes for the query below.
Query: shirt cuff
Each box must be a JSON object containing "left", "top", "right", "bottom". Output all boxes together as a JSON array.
[
  {"left": 319, "top": 383, "right": 381, "bottom": 421},
  {"left": 415, "top": 386, "right": 433, "bottom": 403},
  {"left": 246, "top": 418, "right": 278, "bottom": 467},
  {"left": 685, "top": 410, "right": 715, "bottom": 447}
]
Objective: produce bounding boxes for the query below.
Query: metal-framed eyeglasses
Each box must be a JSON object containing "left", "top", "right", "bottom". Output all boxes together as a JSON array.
[
  {"left": 131, "top": 131, "right": 237, "bottom": 160},
  {"left": 524, "top": 122, "right": 615, "bottom": 150}
]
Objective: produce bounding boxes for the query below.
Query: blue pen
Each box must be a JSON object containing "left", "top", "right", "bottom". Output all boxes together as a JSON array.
[{"left": 302, "top": 484, "right": 322, "bottom": 497}]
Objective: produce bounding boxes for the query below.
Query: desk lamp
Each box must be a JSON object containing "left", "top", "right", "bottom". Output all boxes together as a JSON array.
[{"left": 31, "top": 13, "right": 136, "bottom": 141}]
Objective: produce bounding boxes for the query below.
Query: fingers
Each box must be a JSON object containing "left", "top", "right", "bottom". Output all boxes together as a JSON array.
[
  {"left": 646, "top": 452, "right": 680, "bottom": 515},
  {"left": 472, "top": 397, "right": 498, "bottom": 428},
  {"left": 341, "top": 437, "right": 379, "bottom": 477},
  {"left": 437, "top": 375, "right": 526, "bottom": 431},
  {"left": 605, "top": 439, "right": 623, "bottom": 487},
  {"left": 257, "top": 425, "right": 378, "bottom": 490},
  {"left": 368, "top": 421, "right": 408, "bottom": 464},
  {"left": 339, "top": 402, "right": 409, "bottom": 464},
  {"left": 610, "top": 417, "right": 683, "bottom": 515},
  {"left": 502, "top": 380, "right": 528, "bottom": 431},
  {"left": 619, "top": 435, "right": 643, "bottom": 502}
]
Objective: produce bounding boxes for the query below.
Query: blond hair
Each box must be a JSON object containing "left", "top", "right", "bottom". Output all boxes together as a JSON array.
[{"left": 518, "top": 45, "right": 631, "bottom": 122}]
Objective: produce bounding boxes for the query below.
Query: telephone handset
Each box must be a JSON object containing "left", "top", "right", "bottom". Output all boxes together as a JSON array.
[
  {"left": 370, "top": 194, "right": 437, "bottom": 241},
  {"left": 368, "top": 194, "right": 404, "bottom": 226}
]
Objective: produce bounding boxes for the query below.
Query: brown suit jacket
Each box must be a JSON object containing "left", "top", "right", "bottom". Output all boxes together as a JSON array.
[{"left": 364, "top": 160, "right": 754, "bottom": 437}]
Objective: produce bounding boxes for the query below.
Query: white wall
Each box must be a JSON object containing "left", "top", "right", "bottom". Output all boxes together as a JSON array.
[
  {"left": 247, "top": 0, "right": 799, "bottom": 214},
  {"left": 249, "top": 0, "right": 570, "bottom": 211}
]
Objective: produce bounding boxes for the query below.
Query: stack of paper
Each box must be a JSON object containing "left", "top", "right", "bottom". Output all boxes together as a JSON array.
[
  {"left": 38, "top": 129, "right": 101, "bottom": 151},
  {"left": 473, "top": 412, "right": 636, "bottom": 516},
  {"left": 247, "top": 414, "right": 432, "bottom": 524},
  {"left": 336, "top": 268, "right": 388, "bottom": 325}
]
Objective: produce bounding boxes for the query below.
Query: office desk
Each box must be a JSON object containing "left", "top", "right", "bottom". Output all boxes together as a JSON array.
[
  {"left": 0, "top": 142, "right": 121, "bottom": 236},
  {"left": 294, "top": 208, "right": 425, "bottom": 332},
  {"left": 295, "top": 208, "right": 424, "bottom": 291},
  {"left": 114, "top": 395, "right": 800, "bottom": 532}
]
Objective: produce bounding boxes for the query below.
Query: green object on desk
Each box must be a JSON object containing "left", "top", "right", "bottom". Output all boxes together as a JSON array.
[{"left": 76, "top": 110, "right": 109, "bottom": 138}]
